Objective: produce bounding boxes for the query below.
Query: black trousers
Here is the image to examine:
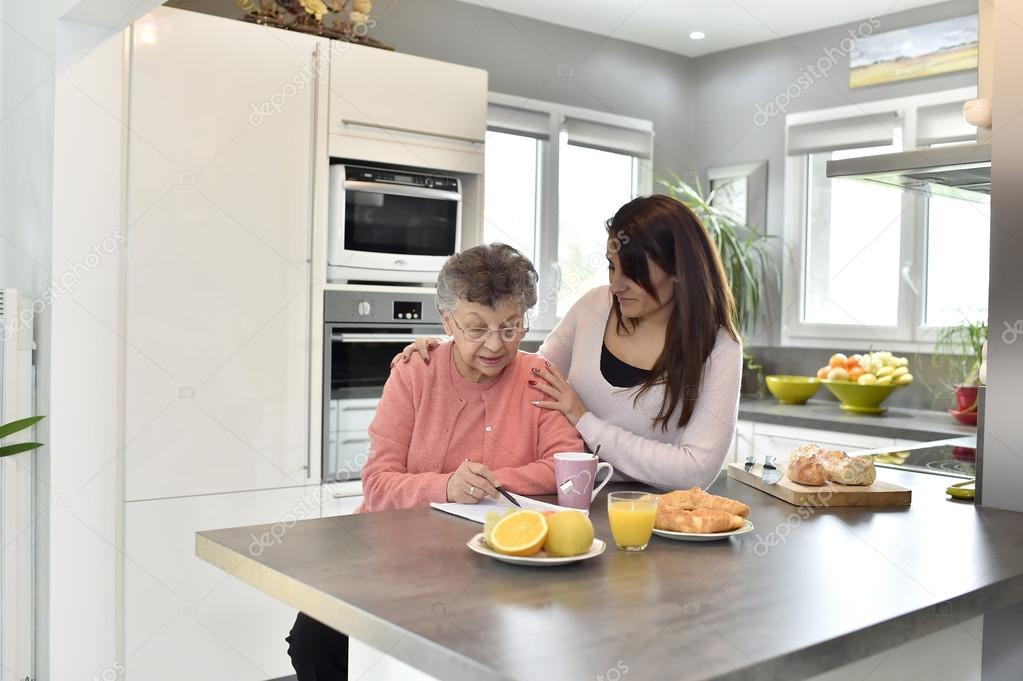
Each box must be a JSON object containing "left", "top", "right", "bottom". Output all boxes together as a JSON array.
[{"left": 286, "top": 612, "right": 349, "bottom": 681}]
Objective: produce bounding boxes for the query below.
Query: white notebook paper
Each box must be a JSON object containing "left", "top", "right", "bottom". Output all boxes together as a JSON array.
[{"left": 430, "top": 493, "right": 587, "bottom": 524}]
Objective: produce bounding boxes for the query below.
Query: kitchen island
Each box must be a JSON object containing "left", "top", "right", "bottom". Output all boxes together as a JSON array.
[{"left": 196, "top": 472, "right": 1023, "bottom": 681}]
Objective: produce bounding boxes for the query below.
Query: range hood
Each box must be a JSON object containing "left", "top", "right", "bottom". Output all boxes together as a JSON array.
[{"left": 826, "top": 143, "right": 990, "bottom": 203}]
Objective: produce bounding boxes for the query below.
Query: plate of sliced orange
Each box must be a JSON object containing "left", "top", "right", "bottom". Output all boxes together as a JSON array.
[
  {"left": 467, "top": 508, "right": 605, "bottom": 566},
  {"left": 466, "top": 533, "right": 605, "bottom": 566}
]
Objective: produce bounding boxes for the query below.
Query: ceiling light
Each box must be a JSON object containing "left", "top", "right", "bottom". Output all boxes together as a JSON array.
[{"left": 689, "top": 31, "right": 706, "bottom": 40}]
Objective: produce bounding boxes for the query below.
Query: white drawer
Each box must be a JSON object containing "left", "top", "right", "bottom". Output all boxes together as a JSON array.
[
  {"left": 325, "top": 431, "right": 372, "bottom": 483},
  {"left": 320, "top": 481, "right": 363, "bottom": 518},
  {"left": 336, "top": 399, "right": 380, "bottom": 432}
]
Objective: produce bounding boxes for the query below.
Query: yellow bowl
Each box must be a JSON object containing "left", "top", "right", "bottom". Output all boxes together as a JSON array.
[
  {"left": 820, "top": 380, "right": 901, "bottom": 415},
  {"left": 765, "top": 375, "right": 821, "bottom": 405}
]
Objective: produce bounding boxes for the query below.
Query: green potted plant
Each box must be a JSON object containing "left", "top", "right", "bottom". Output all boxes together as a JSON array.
[
  {"left": 658, "top": 172, "right": 777, "bottom": 396},
  {"left": 933, "top": 320, "right": 987, "bottom": 424},
  {"left": 0, "top": 415, "right": 44, "bottom": 458}
]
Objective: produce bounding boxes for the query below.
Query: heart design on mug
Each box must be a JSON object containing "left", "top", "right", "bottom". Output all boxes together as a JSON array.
[{"left": 565, "top": 469, "right": 592, "bottom": 495}]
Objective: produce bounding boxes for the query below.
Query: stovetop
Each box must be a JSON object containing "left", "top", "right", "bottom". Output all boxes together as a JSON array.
[{"left": 863, "top": 437, "right": 977, "bottom": 479}]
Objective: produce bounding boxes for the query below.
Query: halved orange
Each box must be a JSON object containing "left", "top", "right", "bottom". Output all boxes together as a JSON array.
[{"left": 487, "top": 510, "right": 548, "bottom": 556}]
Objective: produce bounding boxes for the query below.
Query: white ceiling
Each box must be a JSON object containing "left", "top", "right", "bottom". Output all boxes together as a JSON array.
[{"left": 455, "top": 0, "right": 950, "bottom": 57}]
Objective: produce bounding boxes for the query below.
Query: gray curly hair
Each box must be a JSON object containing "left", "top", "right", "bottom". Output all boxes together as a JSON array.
[{"left": 435, "top": 243, "right": 538, "bottom": 314}]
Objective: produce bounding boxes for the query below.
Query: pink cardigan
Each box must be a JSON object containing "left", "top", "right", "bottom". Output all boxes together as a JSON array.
[{"left": 359, "top": 342, "right": 584, "bottom": 512}]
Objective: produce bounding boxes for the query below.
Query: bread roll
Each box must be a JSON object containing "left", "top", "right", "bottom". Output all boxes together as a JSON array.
[
  {"left": 786, "top": 451, "right": 828, "bottom": 486},
  {"left": 655, "top": 507, "right": 746, "bottom": 533},
  {"left": 660, "top": 487, "right": 750, "bottom": 518},
  {"left": 785, "top": 445, "right": 877, "bottom": 486},
  {"left": 826, "top": 456, "right": 876, "bottom": 486}
]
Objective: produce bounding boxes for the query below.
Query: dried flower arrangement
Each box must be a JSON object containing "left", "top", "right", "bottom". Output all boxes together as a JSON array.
[{"left": 235, "top": 0, "right": 392, "bottom": 49}]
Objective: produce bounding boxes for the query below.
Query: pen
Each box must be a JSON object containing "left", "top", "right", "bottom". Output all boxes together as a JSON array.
[{"left": 495, "top": 484, "right": 521, "bottom": 507}]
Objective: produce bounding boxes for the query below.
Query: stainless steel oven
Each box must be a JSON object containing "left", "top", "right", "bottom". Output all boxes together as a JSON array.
[
  {"left": 327, "top": 162, "right": 462, "bottom": 283},
  {"left": 322, "top": 287, "right": 445, "bottom": 482}
]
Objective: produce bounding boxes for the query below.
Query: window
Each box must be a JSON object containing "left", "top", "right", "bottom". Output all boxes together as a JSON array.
[
  {"left": 803, "top": 145, "right": 903, "bottom": 327},
  {"left": 557, "top": 142, "right": 637, "bottom": 317},
  {"left": 483, "top": 131, "right": 540, "bottom": 263},
  {"left": 483, "top": 95, "right": 652, "bottom": 330},
  {"left": 924, "top": 194, "right": 990, "bottom": 326},
  {"left": 783, "top": 87, "right": 987, "bottom": 345}
]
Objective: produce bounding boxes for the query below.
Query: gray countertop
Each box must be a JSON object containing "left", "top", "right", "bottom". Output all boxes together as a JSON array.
[
  {"left": 196, "top": 471, "right": 1023, "bottom": 681},
  {"left": 738, "top": 397, "right": 977, "bottom": 441}
]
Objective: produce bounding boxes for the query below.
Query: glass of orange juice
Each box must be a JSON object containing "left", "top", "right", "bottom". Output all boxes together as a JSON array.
[{"left": 607, "top": 491, "right": 659, "bottom": 551}]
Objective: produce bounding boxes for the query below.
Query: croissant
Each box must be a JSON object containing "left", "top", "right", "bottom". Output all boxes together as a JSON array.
[
  {"left": 655, "top": 507, "right": 745, "bottom": 533},
  {"left": 660, "top": 486, "right": 750, "bottom": 518}
]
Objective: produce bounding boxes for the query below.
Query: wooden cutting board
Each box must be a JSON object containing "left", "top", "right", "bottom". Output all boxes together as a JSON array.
[{"left": 727, "top": 463, "right": 912, "bottom": 507}]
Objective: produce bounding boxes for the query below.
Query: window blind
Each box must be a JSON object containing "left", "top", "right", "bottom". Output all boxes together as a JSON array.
[
  {"left": 787, "top": 113, "right": 900, "bottom": 155},
  {"left": 487, "top": 103, "right": 551, "bottom": 140},
  {"left": 563, "top": 116, "right": 653, "bottom": 160},
  {"left": 917, "top": 101, "right": 975, "bottom": 146}
]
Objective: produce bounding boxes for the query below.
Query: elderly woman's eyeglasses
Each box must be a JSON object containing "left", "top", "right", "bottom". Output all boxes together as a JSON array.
[{"left": 449, "top": 314, "right": 528, "bottom": 343}]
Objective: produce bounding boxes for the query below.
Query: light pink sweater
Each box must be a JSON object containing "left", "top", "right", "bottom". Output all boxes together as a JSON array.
[
  {"left": 359, "top": 342, "right": 584, "bottom": 512},
  {"left": 539, "top": 286, "right": 743, "bottom": 491}
]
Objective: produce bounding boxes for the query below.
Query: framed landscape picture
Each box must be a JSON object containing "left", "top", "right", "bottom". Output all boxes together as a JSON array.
[{"left": 849, "top": 14, "right": 978, "bottom": 89}]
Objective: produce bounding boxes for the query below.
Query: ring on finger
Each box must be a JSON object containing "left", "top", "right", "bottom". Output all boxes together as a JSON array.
[{"left": 469, "top": 484, "right": 475, "bottom": 497}]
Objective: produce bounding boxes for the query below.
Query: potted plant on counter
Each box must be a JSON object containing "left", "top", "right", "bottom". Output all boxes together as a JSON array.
[
  {"left": 933, "top": 320, "right": 987, "bottom": 425},
  {"left": 659, "top": 172, "right": 776, "bottom": 397}
]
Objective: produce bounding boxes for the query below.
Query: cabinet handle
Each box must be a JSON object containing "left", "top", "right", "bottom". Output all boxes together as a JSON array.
[
  {"left": 341, "top": 405, "right": 377, "bottom": 412},
  {"left": 333, "top": 490, "right": 363, "bottom": 499},
  {"left": 341, "top": 437, "right": 371, "bottom": 445},
  {"left": 339, "top": 118, "right": 485, "bottom": 145}
]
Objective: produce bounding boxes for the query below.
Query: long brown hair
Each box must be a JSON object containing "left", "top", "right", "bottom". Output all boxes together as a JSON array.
[{"left": 607, "top": 195, "right": 738, "bottom": 431}]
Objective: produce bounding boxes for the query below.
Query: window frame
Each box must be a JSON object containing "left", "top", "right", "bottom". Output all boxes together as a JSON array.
[
  {"left": 485, "top": 92, "right": 654, "bottom": 333},
  {"left": 781, "top": 86, "right": 982, "bottom": 351}
]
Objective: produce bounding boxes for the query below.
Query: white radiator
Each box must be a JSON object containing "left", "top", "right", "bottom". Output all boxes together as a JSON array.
[{"left": 0, "top": 288, "right": 37, "bottom": 681}]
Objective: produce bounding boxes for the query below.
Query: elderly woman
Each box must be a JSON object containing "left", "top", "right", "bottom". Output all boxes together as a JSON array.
[{"left": 286, "top": 243, "right": 583, "bottom": 680}]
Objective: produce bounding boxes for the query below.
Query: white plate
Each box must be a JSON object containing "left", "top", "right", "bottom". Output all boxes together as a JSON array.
[
  {"left": 466, "top": 533, "right": 606, "bottom": 566},
  {"left": 651, "top": 519, "right": 755, "bottom": 542}
]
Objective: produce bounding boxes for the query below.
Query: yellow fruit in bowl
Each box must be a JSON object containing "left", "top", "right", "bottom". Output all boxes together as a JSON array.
[
  {"left": 858, "top": 373, "right": 878, "bottom": 385},
  {"left": 486, "top": 510, "right": 548, "bottom": 556},
  {"left": 544, "top": 511, "right": 594, "bottom": 557},
  {"left": 827, "top": 367, "right": 850, "bottom": 381}
]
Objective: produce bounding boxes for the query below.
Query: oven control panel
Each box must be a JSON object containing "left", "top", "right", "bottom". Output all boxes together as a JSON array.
[
  {"left": 324, "top": 290, "right": 441, "bottom": 325},
  {"left": 393, "top": 301, "right": 422, "bottom": 321}
]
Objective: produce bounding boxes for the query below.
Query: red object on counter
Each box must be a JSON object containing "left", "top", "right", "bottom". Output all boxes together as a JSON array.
[
  {"left": 955, "top": 386, "right": 980, "bottom": 412},
  {"left": 949, "top": 408, "right": 979, "bottom": 427}
]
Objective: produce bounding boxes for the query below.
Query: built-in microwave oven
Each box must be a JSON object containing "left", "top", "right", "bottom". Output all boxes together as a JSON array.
[{"left": 327, "top": 163, "right": 462, "bottom": 283}]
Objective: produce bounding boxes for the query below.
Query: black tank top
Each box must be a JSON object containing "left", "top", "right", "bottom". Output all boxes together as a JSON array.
[{"left": 600, "top": 343, "right": 653, "bottom": 388}]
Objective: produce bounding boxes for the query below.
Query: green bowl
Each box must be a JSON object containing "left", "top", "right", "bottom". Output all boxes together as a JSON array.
[
  {"left": 765, "top": 375, "right": 821, "bottom": 405},
  {"left": 820, "top": 380, "right": 901, "bottom": 415}
]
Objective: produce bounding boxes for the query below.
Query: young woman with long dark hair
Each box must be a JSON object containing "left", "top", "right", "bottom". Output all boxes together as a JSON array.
[{"left": 396, "top": 194, "right": 743, "bottom": 490}]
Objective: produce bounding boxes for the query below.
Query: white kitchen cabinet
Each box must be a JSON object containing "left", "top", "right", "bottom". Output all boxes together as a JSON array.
[
  {"left": 124, "top": 485, "right": 324, "bottom": 681},
  {"left": 124, "top": 7, "right": 324, "bottom": 499},
  {"left": 749, "top": 422, "right": 894, "bottom": 462},
  {"left": 320, "top": 480, "right": 364, "bottom": 517},
  {"left": 328, "top": 42, "right": 487, "bottom": 147},
  {"left": 727, "top": 419, "right": 755, "bottom": 466}
]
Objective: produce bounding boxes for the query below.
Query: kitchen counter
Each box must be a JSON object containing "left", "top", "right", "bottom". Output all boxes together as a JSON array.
[
  {"left": 196, "top": 472, "right": 1023, "bottom": 681},
  {"left": 738, "top": 397, "right": 976, "bottom": 441}
]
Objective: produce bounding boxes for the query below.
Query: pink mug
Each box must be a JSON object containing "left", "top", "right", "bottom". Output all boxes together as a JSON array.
[{"left": 554, "top": 452, "right": 614, "bottom": 510}]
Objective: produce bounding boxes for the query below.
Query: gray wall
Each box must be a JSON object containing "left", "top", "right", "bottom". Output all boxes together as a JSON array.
[{"left": 690, "top": 0, "right": 978, "bottom": 345}]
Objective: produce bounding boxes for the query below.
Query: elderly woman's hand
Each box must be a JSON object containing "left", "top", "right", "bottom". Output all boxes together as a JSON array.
[
  {"left": 446, "top": 459, "right": 501, "bottom": 503},
  {"left": 389, "top": 337, "right": 442, "bottom": 368},
  {"left": 529, "top": 362, "right": 588, "bottom": 426}
]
